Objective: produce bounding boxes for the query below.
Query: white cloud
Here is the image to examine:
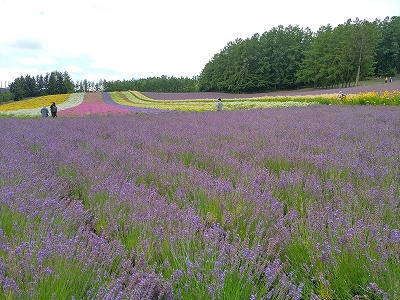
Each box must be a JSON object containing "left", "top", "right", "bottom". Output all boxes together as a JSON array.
[
  {"left": 15, "top": 56, "right": 57, "bottom": 67},
  {"left": 65, "top": 64, "right": 83, "bottom": 74},
  {"left": 9, "top": 39, "right": 44, "bottom": 50},
  {"left": 0, "top": 0, "right": 399, "bottom": 83}
]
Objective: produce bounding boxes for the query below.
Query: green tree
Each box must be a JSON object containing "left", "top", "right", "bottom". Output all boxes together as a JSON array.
[
  {"left": 297, "top": 18, "right": 381, "bottom": 88},
  {"left": 43, "top": 73, "right": 49, "bottom": 92},
  {"left": 264, "top": 25, "right": 312, "bottom": 90},
  {"left": 296, "top": 25, "right": 335, "bottom": 88},
  {"left": 375, "top": 16, "right": 400, "bottom": 76},
  {"left": 330, "top": 21, "right": 358, "bottom": 87},
  {"left": 199, "top": 25, "right": 312, "bottom": 93},
  {"left": 63, "top": 71, "right": 75, "bottom": 93},
  {"left": 103, "top": 76, "right": 198, "bottom": 93},
  {"left": 229, "top": 34, "right": 269, "bottom": 92},
  {"left": 36, "top": 75, "right": 46, "bottom": 96},
  {"left": 352, "top": 19, "right": 381, "bottom": 86},
  {"left": 9, "top": 76, "right": 26, "bottom": 100},
  {"left": 24, "top": 75, "right": 38, "bottom": 97},
  {"left": 48, "top": 72, "right": 57, "bottom": 95},
  {"left": 198, "top": 53, "right": 221, "bottom": 92},
  {"left": 0, "top": 90, "right": 14, "bottom": 103},
  {"left": 55, "top": 71, "right": 66, "bottom": 94},
  {"left": 331, "top": 19, "right": 381, "bottom": 87},
  {"left": 82, "top": 79, "right": 89, "bottom": 92}
]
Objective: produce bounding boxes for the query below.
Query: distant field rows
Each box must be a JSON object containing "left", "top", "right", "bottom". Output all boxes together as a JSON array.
[
  {"left": 0, "top": 82, "right": 399, "bottom": 117},
  {"left": 142, "top": 82, "right": 400, "bottom": 100}
]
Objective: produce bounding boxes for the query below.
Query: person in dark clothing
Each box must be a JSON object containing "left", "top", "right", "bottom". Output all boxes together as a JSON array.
[
  {"left": 217, "top": 98, "right": 223, "bottom": 111},
  {"left": 50, "top": 102, "right": 58, "bottom": 118}
]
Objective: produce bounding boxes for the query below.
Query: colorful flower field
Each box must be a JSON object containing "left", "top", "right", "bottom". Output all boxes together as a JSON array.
[
  {"left": 1, "top": 88, "right": 400, "bottom": 117},
  {"left": 109, "top": 91, "right": 316, "bottom": 112},
  {"left": 0, "top": 93, "right": 85, "bottom": 117},
  {"left": 0, "top": 105, "right": 399, "bottom": 299},
  {"left": 0, "top": 94, "right": 71, "bottom": 111},
  {"left": 58, "top": 92, "right": 134, "bottom": 116},
  {"left": 0, "top": 94, "right": 72, "bottom": 117}
]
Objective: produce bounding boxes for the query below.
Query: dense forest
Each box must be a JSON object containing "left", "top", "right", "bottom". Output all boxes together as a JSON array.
[
  {"left": 103, "top": 75, "right": 199, "bottom": 93},
  {"left": 199, "top": 17, "right": 399, "bottom": 92},
  {"left": 1, "top": 16, "right": 399, "bottom": 102},
  {"left": 6, "top": 71, "right": 75, "bottom": 101}
]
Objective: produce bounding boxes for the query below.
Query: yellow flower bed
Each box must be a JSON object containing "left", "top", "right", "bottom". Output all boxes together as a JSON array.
[
  {"left": 333, "top": 90, "right": 400, "bottom": 105},
  {"left": 110, "top": 92, "right": 143, "bottom": 106},
  {"left": 255, "top": 90, "right": 400, "bottom": 106},
  {"left": 0, "top": 94, "right": 70, "bottom": 111},
  {"left": 130, "top": 91, "right": 153, "bottom": 101}
]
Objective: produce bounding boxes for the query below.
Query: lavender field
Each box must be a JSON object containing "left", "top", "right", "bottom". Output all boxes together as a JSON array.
[{"left": 0, "top": 105, "right": 399, "bottom": 299}]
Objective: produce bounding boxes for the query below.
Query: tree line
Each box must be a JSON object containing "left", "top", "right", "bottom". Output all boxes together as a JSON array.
[
  {"left": 103, "top": 75, "right": 199, "bottom": 93},
  {"left": 0, "top": 74, "right": 199, "bottom": 103},
  {"left": 8, "top": 71, "right": 75, "bottom": 101},
  {"left": 199, "top": 17, "right": 399, "bottom": 92},
  {"left": 1, "top": 16, "right": 398, "bottom": 103}
]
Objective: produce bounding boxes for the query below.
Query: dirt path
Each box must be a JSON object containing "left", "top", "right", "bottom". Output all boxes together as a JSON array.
[{"left": 143, "top": 81, "right": 400, "bottom": 100}]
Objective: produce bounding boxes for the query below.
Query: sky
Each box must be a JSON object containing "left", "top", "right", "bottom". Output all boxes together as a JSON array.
[{"left": 0, "top": 0, "right": 399, "bottom": 87}]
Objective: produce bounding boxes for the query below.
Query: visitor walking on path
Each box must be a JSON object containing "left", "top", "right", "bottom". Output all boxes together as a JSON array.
[
  {"left": 50, "top": 102, "right": 58, "bottom": 117},
  {"left": 40, "top": 106, "right": 49, "bottom": 117},
  {"left": 217, "top": 98, "right": 223, "bottom": 111}
]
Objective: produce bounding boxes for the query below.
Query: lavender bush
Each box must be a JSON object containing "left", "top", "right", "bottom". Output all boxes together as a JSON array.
[{"left": 0, "top": 105, "right": 399, "bottom": 299}]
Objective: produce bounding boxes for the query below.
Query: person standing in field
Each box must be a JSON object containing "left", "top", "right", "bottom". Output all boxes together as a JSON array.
[
  {"left": 385, "top": 77, "right": 388, "bottom": 83},
  {"left": 217, "top": 98, "right": 223, "bottom": 111},
  {"left": 40, "top": 106, "right": 49, "bottom": 117},
  {"left": 50, "top": 102, "right": 58, "bottom": 117}
]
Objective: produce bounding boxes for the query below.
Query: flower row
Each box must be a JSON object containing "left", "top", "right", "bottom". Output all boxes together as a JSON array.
[
  {"left": 1, "top": 89, "right": 399, "bottom": 117},
  {"left": 0, "top": 93, "right": 85, "bottom": 117},
  {"left": 58, "top": 92, "right": 133, "bottom": 116},
  {"left": 0, "top": 94, "right": 70, "bottom": 111},
  {"left": 331, "top": 90, "right": 400, "bottom": 105},
  {"left": 115, "top": 91, "right": 317, "bottom": 112}
]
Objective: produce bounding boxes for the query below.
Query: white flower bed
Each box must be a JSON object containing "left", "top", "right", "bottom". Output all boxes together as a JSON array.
[
  {"left": 223, "top": 100, "right": 318, "bottom": 110},
  {"left": 56, "top": 92, "right": 85, "bottom": 110}
]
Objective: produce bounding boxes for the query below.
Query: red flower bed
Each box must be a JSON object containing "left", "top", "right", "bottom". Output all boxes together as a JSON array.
[{"left": 58, "top": 92, "right": 132, "bottom": 116}]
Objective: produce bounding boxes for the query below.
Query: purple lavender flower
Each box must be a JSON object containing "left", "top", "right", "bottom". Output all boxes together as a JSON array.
[{"left": 0, "top": 105, "right": 398, "bottom": 299}]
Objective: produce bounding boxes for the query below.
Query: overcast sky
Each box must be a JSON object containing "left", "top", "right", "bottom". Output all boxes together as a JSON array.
[{"left": 0, "top": 0, "right": 399, "bottom": 86}]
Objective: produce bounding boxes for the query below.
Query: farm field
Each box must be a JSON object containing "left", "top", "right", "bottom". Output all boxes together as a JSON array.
[
  {"left": 142, "top": 82, "right": 400, "bottom": 100},
  {"left": 0, "top": 105, "right": 399, "bottom": 299},
  {"left": 0, "top": 91, "right": 319, "bottom": 117},
  {"left": 1, "top": 81, "right": 400, "bottom": 117}
]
